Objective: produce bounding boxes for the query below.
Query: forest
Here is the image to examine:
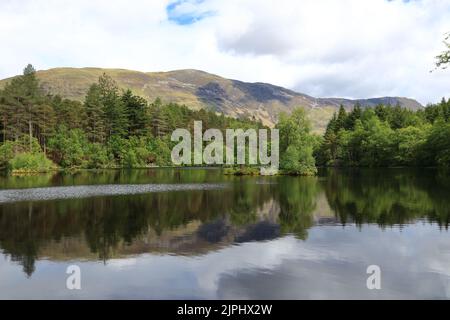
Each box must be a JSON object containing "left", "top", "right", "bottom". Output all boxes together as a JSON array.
[
  {"left": 316, "top": 100, "right": 450, "bottom": 167},
  {"left": 0, "top": 64, "right": 265, "bottom": 172},
  {"left": 0, "top": 64, "right": 449, "bottom": 174}
]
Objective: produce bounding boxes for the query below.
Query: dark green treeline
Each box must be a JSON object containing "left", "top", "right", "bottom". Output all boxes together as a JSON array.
[
  {"left": 2, "top": 64, "right": 450, "bottom": 171},
  {"left": 0, "top": 65, "right": 262, "bottom": 170},
  {"left": 316, "top": 101, "right": 450, "bottom": 167}
]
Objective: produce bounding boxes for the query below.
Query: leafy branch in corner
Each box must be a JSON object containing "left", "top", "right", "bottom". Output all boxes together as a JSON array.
[{"left": 434, "top": 32, "right": 450, "bottom": 70}]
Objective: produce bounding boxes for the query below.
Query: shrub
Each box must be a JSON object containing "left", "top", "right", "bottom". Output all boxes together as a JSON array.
[
  {"left": 109, "top": 136, "right": 172, "bottom": 168},
  {"left": 86, "top": 143, "right": 112, "bottom": 169},
  {"left": 109, "top": 136, "right": 152, "bottom": 168},
  {"left": 0, "top": 142, "right": 15, "bottom": 169},
  {"left": 0, "top": 137, "right": 44, "bottom": 169},
  {"left": 8, "top": 152, "right": 56, "bottom": 173},
  {"left": 149, "top": 137, "right": 172, "bottom": 166},
  {"left": 48, "top": 126, "right": 88, "bottom": 168},
  {"left": 281, "top": 145, "right": 318, "bottom": 176}
]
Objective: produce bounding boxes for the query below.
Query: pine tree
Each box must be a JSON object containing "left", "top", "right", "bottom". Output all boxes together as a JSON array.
[
  {"left": 20, "top": 65, "right": 41, "bottom": 151},
  {"left": 375, "top": 104, "right": 388, "bottom": 121},
  {"left": 322, "top": 113, "right": 338, "bottom": 163},
  {"left": 1, "top": 64, "right": 42, "bottom": 151},
  {"left": 98, "top": 74, "right": 128, "bottom": 138},
  {"left": 345, "top": 102, "right": 362, "bottom": 130},
  {"left": 121, "top": 89, "right": 149, "bottom": 136},
  {"left": 84, "top": 84, "right": 106, "bottom": 143},
  {"left": 52, "top": 96, "right": 86, "bottom": 130},
  {"left": 335, "top": 105, "right": 347, "bottom": 132},
  {"left": 389, "top": 103, "right": 407, "bottom": 129},
  {"left": 149, "top": 98, "right": 169, "bottom": 137},
  {"left": 439, "top": 97, "right": 450, "bottom": 122},
  {"left": 444, "top": 98, "right": 450, "bottom": 122},
  {"left": 0, "top": 90, "right": 13, "bottom": 143},
  {"left": 35, "top": 102, "right": 56, "bottom": 154}
]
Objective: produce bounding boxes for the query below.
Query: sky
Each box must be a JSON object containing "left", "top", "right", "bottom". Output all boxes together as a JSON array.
[{"left": 0, "top": 0, "right": 449, "bottom": 104}]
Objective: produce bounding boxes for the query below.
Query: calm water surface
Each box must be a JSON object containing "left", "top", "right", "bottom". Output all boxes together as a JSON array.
[{"left": 0, "top": 168, "right": 449, "bottom": 299}]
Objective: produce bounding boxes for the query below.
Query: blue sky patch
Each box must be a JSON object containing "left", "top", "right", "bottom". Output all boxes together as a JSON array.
[{"left": 167, "top": 0, "right": 213, "bottom": 25}]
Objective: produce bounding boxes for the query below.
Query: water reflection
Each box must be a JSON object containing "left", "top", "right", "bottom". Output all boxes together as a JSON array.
[
  {"left": 0, "top": 168, "right": 449, "bottom": 287},
  {"left": 323, "top": 168, "right": 450, "bottom": 228}
]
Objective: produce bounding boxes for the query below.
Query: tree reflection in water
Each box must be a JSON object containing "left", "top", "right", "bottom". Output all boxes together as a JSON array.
[{"left": 0, "top": 168, "right": 448, "bottom": 276}]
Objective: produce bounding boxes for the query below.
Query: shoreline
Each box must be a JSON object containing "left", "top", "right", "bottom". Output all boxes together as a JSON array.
[{"left": 1, "top": 165, "right": 444, "bottom": 177}]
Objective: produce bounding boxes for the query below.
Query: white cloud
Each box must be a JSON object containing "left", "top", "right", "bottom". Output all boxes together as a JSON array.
[{"left": 0, "top": 0, "right": 449, "bottom": 104}]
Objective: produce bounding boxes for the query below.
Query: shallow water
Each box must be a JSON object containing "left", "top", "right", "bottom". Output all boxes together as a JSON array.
[{"left": 0, "top": 168, "right": 449, "bottom": 299}]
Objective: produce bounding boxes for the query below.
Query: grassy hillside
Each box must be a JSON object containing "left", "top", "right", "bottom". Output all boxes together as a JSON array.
[{"left": 0, "top": 67, "right": 423, "bottom": 132}]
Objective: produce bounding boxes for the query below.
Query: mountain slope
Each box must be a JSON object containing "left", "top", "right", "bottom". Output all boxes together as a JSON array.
[{"left": 0, "top": 67, "right": 423, "bottom": 132}]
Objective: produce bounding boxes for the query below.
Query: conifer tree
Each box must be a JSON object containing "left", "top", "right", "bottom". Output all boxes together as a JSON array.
[
  {"left": 335, "top": 105, "right": 347, "bottom": 132},
  {"left": 345, "top": 102, "right": 362, "bottom": 130},
  {"left": 84, "top": 84, "right": 106, "bottom": 143},
  {"left": 121, "top": 89, "right": 149, "bottom": 136},
  {"left": 98, "top": 74, "right": 128, "bottom": 138},
  {"left": 375, "top": 104, "right": 388, "bottom": 121}
]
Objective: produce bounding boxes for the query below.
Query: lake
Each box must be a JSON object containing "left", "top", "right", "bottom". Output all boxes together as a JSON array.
[{"left": 0, "top": 168, "right": 449, "bottom": 299}]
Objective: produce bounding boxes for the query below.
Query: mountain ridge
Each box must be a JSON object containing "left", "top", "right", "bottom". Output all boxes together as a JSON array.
[{"left": 0, "top": 67, "right": 423, "bottom": 132}]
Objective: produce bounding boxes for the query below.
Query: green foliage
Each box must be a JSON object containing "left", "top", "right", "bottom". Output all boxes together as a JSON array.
[
  {"left": 422, "top": 120, "right": 450, "bottom": 167},
  {"left": 0, "top": 64, "right": 54, "bottom": 153},
  {"left": 48, "top": 126, "right": 89, "bottom": 168},
  {"left": 98, "top": 74, "right": 129, "bottom": 138},
  {"left": 277, "top": 108, "right": 317, "bottom": 175},
  {"left": 108, "top": 136, "right": 149, "bottom": 168},
  {"left": 393, "top": 126, "right": 429, "bottom": 165},
  {"left": 318, "top": 99, "right": 450, "bottom": 168},
  {"left": 281, "top": 145, "right": 317, "bottom": 175},
  {"left": 359, "top": 114, "right": 394, "bottom": 166},
  {"left": 423, "top": 97, "right": 450, "bottom": 123},
  {"left": 149, "top": 137, "right": 172, "bottom": 166},
  {"left": 83, "top": 83, "right": 106, "bottom": 143},
  {"left": 345, "top": 102, "right": 362, "bottom": 130},
  {"left": 106, "top": 135, "right": 172, "bottom": 168},
  {"left": 122, "top": 90, "right": 149, "bottom": 136},
  {"left": 1, "top": 65, "right": 268, "bottom": 171},
  {"left": 435, "top": 32, "right": 450, "bottom": 69},
  {"left": 0, "top": 137, "right": 43, "bottom": 169},
  {"left": 51, "top": 96, "right": 86, "bottom": 129},
  {"left": 12, "top": 64, "right": 447, "bottom": 173},
  {"left": 0, "top": 141, "right": 15, "bottom": 169},
  {"left": 8, "top": 152, "right": 55, "bottom": 172},
  {"left": 48, "top": 126, "right": 112, "bottom": 169},
  {"left": 317, "top": 113, "right": 338, "bottom": 165},
  {"left": 86, "top": 143, "right": 111, "bottom": 169},
  {"left": 335, "top": 105, "right": 347, "bottom": 131}
]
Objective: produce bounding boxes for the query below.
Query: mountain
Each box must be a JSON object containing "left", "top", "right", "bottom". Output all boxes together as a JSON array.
[
  {"left": 0, "top": 67, "right": 423, "bottom": 132},
  {"left": 318, "top": 97, "right": 423, "bottom": 110}
]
